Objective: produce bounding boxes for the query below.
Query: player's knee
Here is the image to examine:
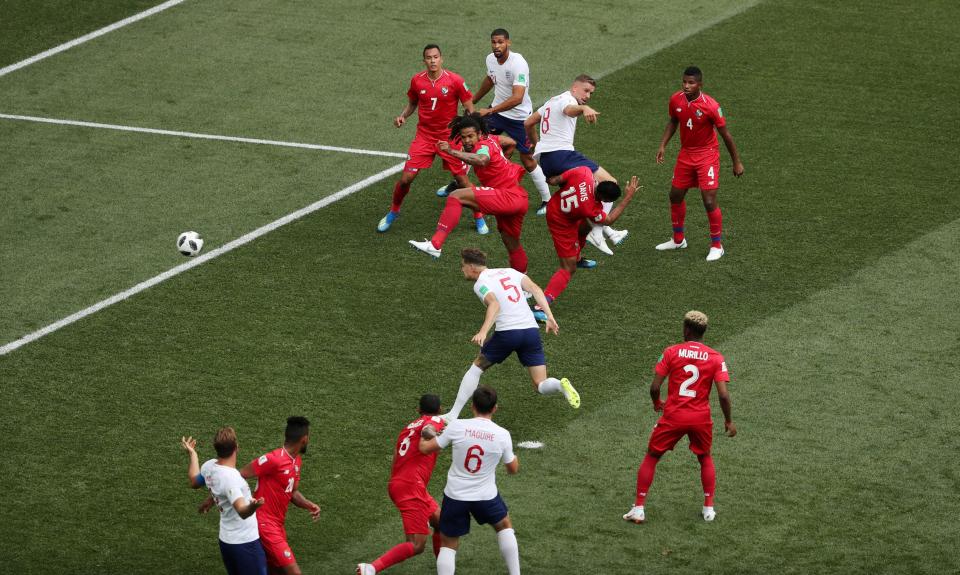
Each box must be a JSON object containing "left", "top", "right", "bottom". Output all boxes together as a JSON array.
[
  {"left": 647, "top": 450, "right": 664, "bottom": 459},
  {"left": 411, "top": 539, "right": 427, "bottom": 555}
]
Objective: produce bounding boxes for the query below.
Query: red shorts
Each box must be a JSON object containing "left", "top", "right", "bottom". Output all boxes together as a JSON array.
[
  {"left": 672, "top": 148, "right": 720, "bottom": 191},
  {"left": 389, "top": 479, "right": 439, "bottom": 535},
  {"left": 258, "top": 520, "right": 296, "bottom": 568},
  {"left": 647, "top": 417, "right": 713, "bottom": 456},
  {"left": 405, "top": 132, "right": 468, "bottom": 176},
  {"left": 473, "top": 185, "right": 528, "bottom": 238},
  {"left": 546, "top": 214, "right": 589, "bottom": 259}
]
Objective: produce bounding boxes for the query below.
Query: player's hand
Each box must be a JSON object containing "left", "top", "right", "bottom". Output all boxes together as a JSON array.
[
  {"left": 437, "top": 140, "right": 451, "bottom": 153},
  {"left": 250, "top": 497, "right": 265, "bottom": 511},
  {"left": 724, "top": 421, "right": 737, "bottom": 437},
  {"left": 471, "top": 332, "right": 486, "bottom": 346},
  {"left": 421, "top": 424, "right": 438, "bottom": 440},
  {"left": 394, "top": 116, "right": 405, "bottom": 128},
  {"left": 653, "top": 399, "right": 665, "bottom": 413},
  {"left": 306, "top": 501, "right": 321, "bottom": 521},
  {"left": 198, "top": 497, "right": 216, "bottom": 514},
  {"left": 582, "top": 107, "right": 600, "bottom": 124},
  {"left": 180, "top": 436, "right": 197, "bottom": 453},
  {"left": 478, "top": 108, "right": 493, "bottom": 117},
  {"left": 545, "top": 318, "right": 559, "bottom": 336},
  {"left": 655, "top": 147, "right": 665, "bottom": 164},
  {"left": 624, "top": 176, "right": 641, "bottom": 197},
  {"left": 732, "top": 162, "right": 744, "bottom": 177}
]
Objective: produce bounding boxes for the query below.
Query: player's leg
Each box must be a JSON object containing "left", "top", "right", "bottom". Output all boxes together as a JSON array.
[
  {"left": 477, "top": 495, "right": 519, "bottom": 575},
  {"left": 379, "top": 169, "right": 419, "bottom": 232},
  {"left": 626, "top": 421, "right": 681, "bottom": 523},
  {"left": 699, "top": 156, "right": 724, "bottom": 261},
  {"left": 452, "top": 173, "right": 488, "bottom": 234},
  {"left": 410, "top": 187, "right": 479, "bottom": 257},
  {"left": 689, "top": 423, "right": 717, "bottom": 520},
  {"left": 437, "top": 496, "right": 468, "bottom": 575},
  {"left": 655, "top": 185, "right": 690, "bottom": 250},
  {"left": 593, "top": 167, "right": 629, "bottom": 246},
  {"left": 443, "top": 355, "right": 493, "bottom": 422},
  {"left": 429, "top": 507, "right": 442, "bottom": 557}
]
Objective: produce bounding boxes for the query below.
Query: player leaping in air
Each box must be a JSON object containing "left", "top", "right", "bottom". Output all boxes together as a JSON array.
[
  {"left": 357, "top": 395, "right": 447, "bottom": 575},
  {"left": 655, "top": 66, "right": 744, "bottom": 261},
  {"left": 441, "top": 248, "right": 578, "bottom": 423},
  {"left": 377, "top": 44, "right": 489, "bottom": 235},
  {"left": 409, "top": 114, "right": 530, "bottom": 273}
]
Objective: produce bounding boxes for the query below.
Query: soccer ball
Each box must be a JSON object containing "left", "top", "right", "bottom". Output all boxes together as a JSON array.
[{"left": 177, "top": 231, "right": 204, "bottom": 257}]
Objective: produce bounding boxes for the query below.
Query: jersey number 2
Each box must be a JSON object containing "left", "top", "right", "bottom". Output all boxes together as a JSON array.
[
  {"left": 464, "top": 445, "right": 484, "bottom": 473},
  {"left": 679, "top": 364, "right": 699, "bottom": 397}
]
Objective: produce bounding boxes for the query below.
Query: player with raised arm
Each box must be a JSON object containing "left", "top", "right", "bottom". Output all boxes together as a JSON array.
[
  {"left": 409, "top": 114, "right": 530, "bottom": 273},
  {"left": 420, "top": 385, "right": 521, "bottom": 575},
  {"left": 377, "top": 44, "right": 488, "bottom": 235},
  {"left": 181, "top": 429, "right": 267, "bottom": 575},
  {"left": 525, "top": 74, "right": 628, "bottom": 255},
  {"left": 357, "top": 395, "right": 447, "bottom": 575},
  {"left": 655, "top": 66, "right": 744, "bottom": 261},
  {"left": 440, "top": 248, "right": 578, "bottom": 423},
  {"left": 533, "top": 168, "right": 639, "bottom": 321},
  {"left": 239, "top": 417, "right": 320, "bottom": 575},
  {"left": 439, "top": 28, "right": 552, "bottom": 216},
  {"left": 623, "top": 311, "right": 737, "bottom": 525}
]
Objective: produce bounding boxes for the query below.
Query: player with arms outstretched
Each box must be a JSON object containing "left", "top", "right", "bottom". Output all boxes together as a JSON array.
[
  {"left": 442, "top": 248, "right": 579, "bottom": 422},
  {"left": 420, "top": 385, "right": 521, "bottom": 575},
  {"left": 409, "top": 114, "right": 530, "bottom": 273},
  {"left": 378, "top": 44, "right": 488, "bottom": 235},
  {"left": 655, "top": 66, "right": 744, "bottom": 261},
  {"left": 239, "top": 417, "right": 321, "bottom": 575},
  {"left": 357, "top": 395, "right": 447, "bottom": 575},
  {"left": 623, "top": 311, "right": 737, "bottom": 525}
]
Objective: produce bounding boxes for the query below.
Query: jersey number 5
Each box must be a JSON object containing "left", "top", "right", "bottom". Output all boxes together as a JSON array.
[
  {"left": 499, "top": 277, "right": 521, "bottom": 303},
  {"left": 679, "top": 364, "right": 699, "bottom": 397},
  {"left": 464, "top": 445, "right": 484, "bottom": 473}
]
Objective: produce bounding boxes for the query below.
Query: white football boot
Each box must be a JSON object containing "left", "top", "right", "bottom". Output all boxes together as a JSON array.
[
  {"left": 702, "top": 506, "right": 716, "bottom": 521},
  {"left": 409, "top": 239, "right": 441, "bottom": 258},
  {"left": 604, "top": 226, "right": 629, "bottom": 246},
  {"left": 655, "top": 238, "right": 687, "bottom": 251},
  {"left": 357, "top": 563, "right": 376, "bottom": 575},
  {"left": 706, "top": 246, "right": 724, "bottom": 261},
  {"left": 587, "top": 225, "right": 613, "bottom": 255},
  {"left": 622, "top": 505, "right": 646, "bottom": 524}
]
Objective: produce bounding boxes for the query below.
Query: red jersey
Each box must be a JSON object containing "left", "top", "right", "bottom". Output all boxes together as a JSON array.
[
  {"left": 655, "top": 341, "right": 730, "bottom": 423},
  {"left": 547, "top": 166, "right": 606, "bottom": 225},
  {"left": 250, "top": 447, "right": 302, "bottom": 526},
  {"left": 453, "top": 135, "right": 524, "bottom": 192},
  {"left": 669, "top": 91, "right": 726, "bottom": 151},
  {"left": 390, "top": 414, "right": 446, "bottom": 486},
  {"left": 408, "top": 70, "right": 472, "bottom": 136}
]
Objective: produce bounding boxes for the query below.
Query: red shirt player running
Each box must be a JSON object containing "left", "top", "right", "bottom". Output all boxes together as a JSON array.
[
  {"left": 240, "top": 416, "right": 321, "bottom": 575},
  {"left": 378, "top": 44, "right": 486, "bottom": 234},
  {"left": 623, "top": 310, "right": 737, "bottom": 525},
  {"left": 409, "top": 113, "right": 531, "bottom": 273},
  {"left": 535, "top": 166, "right": 638, "bottom": 318},
  {"left": 357, "top": 395, "right": 447, "bottom": 575},
  {"left": 655, "top": 66, "right": 744, "bottom": 262}
]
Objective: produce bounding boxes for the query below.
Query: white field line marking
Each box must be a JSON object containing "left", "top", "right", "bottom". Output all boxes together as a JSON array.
[
  {"left": 0, "top": 113, "right": 408, "bottom": 158},
  {"left": 0, "top": 162, "right": 405, "bottom": 356},
  {"left": 0, "top": 0, "right": 187, "bottom": 79}
]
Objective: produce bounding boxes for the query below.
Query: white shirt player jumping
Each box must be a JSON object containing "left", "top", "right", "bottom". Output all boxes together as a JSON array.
[
  {"left": 524, "top": 74, "right": 629, "bottom": 255},
  {"left": 420, "top": 385, "right": 521, "bottom": 575},
  {"left": 441, "top": 248, "right": 580, "bottom": 424}
]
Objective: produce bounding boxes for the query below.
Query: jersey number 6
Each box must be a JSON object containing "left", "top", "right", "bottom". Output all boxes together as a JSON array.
[{"left": 464, "top": 444, "right": 484, "bottom": 473}]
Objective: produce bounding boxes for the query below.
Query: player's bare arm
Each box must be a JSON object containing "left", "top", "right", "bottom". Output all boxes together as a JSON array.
[
  {"left": 497, "top": 134, "right": 517, "bottom": 158},
  {"left": 472, "top": 293, "right": 500, "bottom": 345},
  {"left": 481, "top": 85, "right": 525, "bottom": 117},
  {"left": 715, "top": 380, "right": 736, "bottom": 436},
  {"left": 232, "top": 495, "right": 265, "bottom": 520},
  {"left": 520, "top": 275, "right": 559, "bottom": 336},
  {"left": 472, "top": 75, "right": 494, "bottom": 105},
  {"left": 523, "top": 112, "right": 540, "bottom": 150},
  {"left": 603, "top": 176, "right": 641, "bottom": 225},
  {"left": 238, "top": 461, "right": 258, "bottom": 479},
  {"left": 436, "top": 140, "right": 492, "bottom": 168},
  {"left": 563, "top": 104, "right": 600, "bottom": 124},
  {"left": 505, "top": 457, "right": 519, "bottom": 475},
  {"left": 716, "top": 125, "right": 744, "bottom": 177},
  {"left": 656, "top": 117, "right": 680, "bottom": 164},
  {"left": 291, "top": 491, "right": 321, "bottom": 521},
  {"left": 418, "top": 436, "right": 441, "bottom": 455},
  {"left": 650, "top": 373, "right": 666, "bottom": 412},
  {"left": 180, "top": 436, "right": 203, "bottom": 488},
  {"left": 394, "top": 98, "right": 418, "bottom": 128}
]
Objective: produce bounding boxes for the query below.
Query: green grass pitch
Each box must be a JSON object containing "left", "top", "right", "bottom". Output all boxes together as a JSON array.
[{"left": 1, "top": 1, "right": 959, "bottom": 573}]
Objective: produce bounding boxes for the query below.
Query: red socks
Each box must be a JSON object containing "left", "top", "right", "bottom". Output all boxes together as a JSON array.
[
  {"left": 543, "top": 269, "right": 572, "bottom": 302},
  {"left": 698, "top": 454, "right": 716, "bottom": 506},
  {"left": 430, "top": 196, "right": 463, "bottom": 248},
  {"left": 670, "top": 201, "right": 686, "bottom": 244},
  {"left": 635, "top": 453, "right": 660, "bottom": 506},
  {"left": 391, "top": 182, "right": 411, "bottom": 213},
  {"left": 372, "top": 541, "right": 416, "bottom": 572},
  {"left": 507, "top": 246, "right": 528, "bottom": 273},
  {"left": 707, "top": 207, "right": 723, "bottom": 248}
]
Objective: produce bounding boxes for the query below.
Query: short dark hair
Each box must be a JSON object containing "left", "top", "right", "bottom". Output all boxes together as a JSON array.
[
  {"left": 574, "top": 74, "right": 596, "bottom": 87},
  {"left": 683, "top": 66, "right": 703, "bottom": 81},
  {"left": 472, "top": 385, "right": 498, "bottom": 414},
  {"left": 596, "top": 181, "right": 622, "bottom": 202},
  {"left": 419, "top": 394, "right": 441, "bottom": 415},
  {"left": 461, "top": 247, "right": 487, "bottom": 267},
  {"left": 213, "top": 427, "right": 238, "bottom": 458},
  {"left": 423, "top": 44, "right": 441, "bottom": 57},
  {"left": 285, "top": 416, "right": 310, "bottom": 443},
  {"left": 491, "top": 28, "right": 509, "bottom": 39}
]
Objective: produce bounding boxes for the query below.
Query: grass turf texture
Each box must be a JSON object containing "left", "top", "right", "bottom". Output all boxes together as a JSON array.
[{"left": 2, "top": 0, "right": 960, "bottom": 573}]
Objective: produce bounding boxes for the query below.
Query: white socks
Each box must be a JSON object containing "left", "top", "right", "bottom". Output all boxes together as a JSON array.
[
  {"left": 529, "top": 165, "right": 551, "bottom": 202},
  {"left": 537, "top": 378, "right": 562, "bottom": 395},
  {"left": 497, "top": 528, "right": 521, "bottom": 575},
  {"left": 448, "top": 364, "right": 483, "bottom": 420},
  {"left": 437, "top": 547, "right": 457, "bottom": 575}
]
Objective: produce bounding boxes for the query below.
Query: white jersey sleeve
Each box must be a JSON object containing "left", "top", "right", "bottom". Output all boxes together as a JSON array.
[
  {"left": 535, "top": 91, "right": 579, "bottom": 155},
  {"left": 474, "top": 268, "right": 538, "bottom": 331},
  {"left": 441, "top": 418, "right": 513, "bottom": 501},
  {"left": 486, "top": 52, "right": 533, "bottom": 120},
  {"left": 200, "top": 459, "right": 260, "bottom": 544}
]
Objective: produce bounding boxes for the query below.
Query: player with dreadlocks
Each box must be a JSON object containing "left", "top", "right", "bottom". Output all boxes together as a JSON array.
[{"left": 410, "top": 113, "right": 531, "bottom": 273}]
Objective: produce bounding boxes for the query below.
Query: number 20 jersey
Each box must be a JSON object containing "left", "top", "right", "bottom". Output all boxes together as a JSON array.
[
  {"left": 655, "top": 341, "right": 730, "bottom": 424},
  {"left": 436, "top": 417, "right": 515, "bottom": 501},
  {"left": 250, "top": 447, "right": 302, "bottom": 526}
]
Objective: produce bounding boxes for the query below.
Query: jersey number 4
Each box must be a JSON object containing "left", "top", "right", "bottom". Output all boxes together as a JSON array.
[{"left": 464, "top": 445, "right": 484, "bottom": 473}]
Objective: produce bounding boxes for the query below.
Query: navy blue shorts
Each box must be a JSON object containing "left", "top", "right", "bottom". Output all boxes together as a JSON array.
[
  {"left": 481, "top": 327, "right": 545, "bottom": 367},
  {"left": 439, "top": 494, "right": 509, "bottom": 537},
  {"left": 537, "top": 150, "right": 599, "bottom": 179},
  {"left": 486, "top": 113, "right": 532, "bottom": 154},
  {"left": 219, "top": 539, "right": 267, "bottom": 575}
]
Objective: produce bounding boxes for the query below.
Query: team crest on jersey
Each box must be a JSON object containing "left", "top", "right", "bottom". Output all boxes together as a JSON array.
[
  {"left": 420, "top": 89, "right": 426, "bottom": 94},
  {"left": 441, "top": 86, "right": 449, "bottom": 95},
  {"left": 695, "top": 109, "right": 704, "bottom": 118}
]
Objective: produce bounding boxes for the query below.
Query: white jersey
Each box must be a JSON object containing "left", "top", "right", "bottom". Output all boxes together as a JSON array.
[
  {"left": 200, "top": 459, "right": 259, "bottom": 544},
  {"left": 485, "top": 52, "right": 532, "bottom": 120},
  {"left": 474, "top": 268, "right": 538, "bottom": 331},
  {"left": 437, "top": 417, "right": 515, "bottom": 501},
  {"left": 535, "top": 90, "right": 579, "bottom": 156}
]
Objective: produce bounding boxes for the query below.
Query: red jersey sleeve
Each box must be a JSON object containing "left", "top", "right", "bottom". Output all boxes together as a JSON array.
[
  {"left": 406, "top": 76, "right": 418, "bottom": 104},
  {"left": 714, "top": 354, "right": 731, "bottom": 382},
  {"left": 655, "top": 348, "right": 671, "bottom": 376},
  {"left": 668, "top": 93, "right": 681, "bottom": 119},
  {"left": 710, "top": 100, "right": 726, "bottom": 128},
  {"left": 453, "top": 72, "right": 473, "bottom": 104},
  {"left": 251, "top": 452, "right": 277, "bottom": 476}
]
